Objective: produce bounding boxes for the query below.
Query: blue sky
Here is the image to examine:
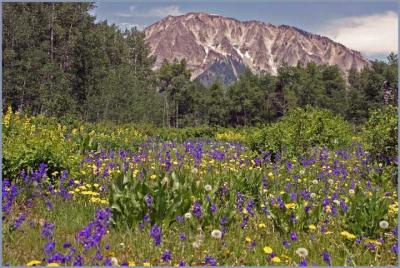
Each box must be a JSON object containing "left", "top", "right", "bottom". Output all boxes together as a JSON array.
[{"left": 91, "top": 1, "right": 398, "bottom": 60}]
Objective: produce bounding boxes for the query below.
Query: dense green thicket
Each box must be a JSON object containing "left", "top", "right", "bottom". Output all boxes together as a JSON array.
[{"left": 3, "top": 3, "right": 398, "bottom": 127}]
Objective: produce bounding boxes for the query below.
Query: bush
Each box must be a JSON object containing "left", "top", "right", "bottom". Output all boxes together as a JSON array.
[
  {"left": 361, "top": 105, "right": 397, "bottom": 165},
  {"left": 2, "top": 107, "right": 81, "bottom": 181},
  {"left": 249, "top": 107, "right": 354, "bottom": 157}
]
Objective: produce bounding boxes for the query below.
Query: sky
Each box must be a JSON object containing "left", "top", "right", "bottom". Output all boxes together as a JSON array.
[{"left": 90, "top": 0, "right": 398, "bottom": 61}]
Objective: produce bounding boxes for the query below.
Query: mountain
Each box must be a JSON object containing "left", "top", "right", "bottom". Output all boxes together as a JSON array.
[{"left": 144, "top": 12, "right": 370, "bottom": 85}]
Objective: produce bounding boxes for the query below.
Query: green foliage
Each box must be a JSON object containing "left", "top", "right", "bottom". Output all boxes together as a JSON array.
[
  {"left": 2, "top": 108, "right": 81, "bottom": 180},
  {"left": 361, "top": 105, "right": 398, "bottom": 165},
  {"left": 110, "top": 169, "right": 195, "bottom": 228},
  {"left": 249, "top": 107, "right": 353, "bottom": 156},
  {"left": 343, "top": 187, "right": 391, "bottom": 238}
]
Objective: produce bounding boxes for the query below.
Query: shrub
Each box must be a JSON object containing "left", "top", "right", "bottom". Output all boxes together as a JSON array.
[
  {"left": 2, "top": 107, "right": 81, "bottom": 181},
  {"left": 361, "top": 105, "right": 398, "bottom": 165},
  {"left": 248, "top": 107, "right": 353, "bottom": 157}
]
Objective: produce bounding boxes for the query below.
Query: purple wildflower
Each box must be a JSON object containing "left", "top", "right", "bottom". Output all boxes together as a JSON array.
[
  {"left": 161, "top": 250, "right": 172, "bottom": 262},
  {"left": 205, "top": 256, "right": 217, "bottom": 266}
]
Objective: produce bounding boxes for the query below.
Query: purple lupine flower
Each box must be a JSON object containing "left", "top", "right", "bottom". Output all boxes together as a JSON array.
[
  {"left": 41, "top": 222, "right": 55, "bottom": 238},
  {"left": 161, "top": 250, "right": 172, "bottom": 262},
  {"left": 299, "top": 258, "right": 308, "bottom": 266},
  {"left": 176, "top": 215, "right": 184, "bottom": 223},
  {"left": 44, "top": 240, "right": 56, "bottom": 255},
  {"left": 150, "top": 224, "right": 162, "bottom": 246},
  {"left": 179, "top": 260, "right": 186, "bottom": 266},
  {"left": 210, "top": 203, "right": 217, "bottom": 213},
  {"left": 192, "top": 201, "right": 202, "bottom": 219},
  {"left": 104, "top": 258, "right": 112, "bottom": 266},
  {"left": 220, "top": 216, "right": 228, "bottom": 226},
  {"left": 236, "top": 191, "right": 245, "bottom": 211},
  {"left": 246, "top": 199, "right": 255, "bottom": 216},
  {"left": 143, "top": 214, "right": 150, "bottom": 223},
  {"left": 179, "top": 232, "right": 186, "bottom": 241},
  {"left": 392, "top": 243, "right": 398, "bottom": 254},
  {"left": 145, "top": 194, "right": 153, "bottom": 207},
  {"left": 13, "top": 213, "right": 26, "bottom": 229},
  {"left": 290, "top": 231, "right": 298, "bottom": 241},
  {"left": 48, "top": 252, "right": 66, "bottom": 264},
  {"left": 321, "top": 250, "right": 331, "bottom": 265},
  {"left": 240, "top": 216, "right": 249, "bottom": 228},
  {"left": 205, "top": 256, "right": 217, "bottom": 266},
  {"left": 45, "top": 199, "right": 54, "bottom": 210},
  {"left": 282, "top": 240, "right": 291, "bottom": 248}
]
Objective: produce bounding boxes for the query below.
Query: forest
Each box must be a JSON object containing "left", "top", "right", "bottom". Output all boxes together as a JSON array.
[{"left": 3, "top": 3, "right": 398, "bottom": 127}]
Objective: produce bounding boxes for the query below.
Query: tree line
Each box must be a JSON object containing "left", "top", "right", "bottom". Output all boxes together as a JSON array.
[{"left": 3, "top": 3, "right": 398, "bottom": 127}]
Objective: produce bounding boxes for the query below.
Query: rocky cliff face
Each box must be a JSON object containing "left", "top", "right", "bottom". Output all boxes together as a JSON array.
[{"left": 144, "top": 12, "right": 370, "bottom": 85}]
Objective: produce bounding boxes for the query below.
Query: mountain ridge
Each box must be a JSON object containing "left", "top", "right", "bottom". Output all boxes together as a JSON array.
[{"left": 144, "top": 12, "right": 370, "bottom": 85}]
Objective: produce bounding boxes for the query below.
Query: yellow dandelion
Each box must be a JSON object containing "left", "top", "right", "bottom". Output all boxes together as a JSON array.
[
  {"left": 150, "top": 174, "right": 157, "bottom": 179},
  {"left": 245, "top": 237, "right": 252, "bottom": 242},
  {"left": 143, "top": 262, "right": 151, "bottom": 266},
  {"left": 128, "top": 261, "right": 136, "bottom": 266},
  {"left": 47, "top": 263, "right": 60, "bottom": 266}
]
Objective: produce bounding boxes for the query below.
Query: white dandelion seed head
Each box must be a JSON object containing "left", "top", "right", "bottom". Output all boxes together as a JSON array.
[
  {"left": 328, "top": 179, "right": 334, "bottom": 184},
  {"left": 110, "top": 257, "right": 119, "bottom": 266},
  {"left": 310, "top": 193, "right": 317, "bottom": 199},
  {"left": 349, "top": 189, "right": 355, "bottom": 195},
  {"left": 184, "top": 212, "right": 192, "bottom": 219},
  {"left": 312, "top": 180, "right": 318, "bottom": 185},
  {"left": 211, "top": 229, "right": 222, "bottom": 239},
  {"left": 333, "top": 199, "right": 340, "bottom": 205},
  {"left": 295, "top": 247, "right": 309, "bottom": 258},
  {"left": 204, "top": 184, "right": 212, "bottom": 192},
  {"left": 192, "top": 240, "right": 202, "bottom": 248},
  {"left": 379, "top": 220, "right": 389, "bottom": 229}
]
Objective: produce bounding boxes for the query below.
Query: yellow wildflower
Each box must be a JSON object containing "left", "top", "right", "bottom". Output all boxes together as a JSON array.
[
  {"left": 263, "top": 246, "right": 273, "bottom": 254},
  {"left": 143, "top": 262, "right": 151, "bottom": 266},
  {"left": 258, "top": 223, "right": 266, "bottom": 229},
  {"left": 271, "top": 256, "right": 281, "bottom": 263},
  {"left": 128, "top": 261, "right": 136, "bottom": 266},
  {"left": 340, "top": 231, "right": 356, "bottom": 240},
  {"left": 308, "top": 224, "right": 316, "bottom": 230},
  {"left": 285, "top": 203, "right": 296, "bottom": 209},
  {"left": 47, "top": 263, "right": 60, "bottom": 266},
  {"left": 150, "top": 174, "right": 157, "bottom": 179},
  {"left": 27, "top": 260, "right": 41, "bottom": 266},
  {"left": 245, "top": 237, "right": 252, "bottom": 242}
]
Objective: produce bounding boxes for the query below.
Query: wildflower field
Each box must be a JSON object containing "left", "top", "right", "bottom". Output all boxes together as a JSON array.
[{"left": 2, "top": 106, "right": 399, "bottom": 266}]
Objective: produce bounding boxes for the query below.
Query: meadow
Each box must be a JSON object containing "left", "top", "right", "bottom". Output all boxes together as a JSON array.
[{"left": 2, "top": 106, "right": 398, "bottom": 266}]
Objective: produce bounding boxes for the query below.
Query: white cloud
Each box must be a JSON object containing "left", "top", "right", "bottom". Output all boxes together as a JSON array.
[
  {"left": 118, "top": 23, "right": 146, "bottom": 31},
  {"left": 318, "top": 11, "right": 398, "bottom": 55},
  {"left": 145, "top": 5, "right": 184, "bottom": 18},
  {"left": 114, "top": 5, "right": 184, "bottom": 18}
]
